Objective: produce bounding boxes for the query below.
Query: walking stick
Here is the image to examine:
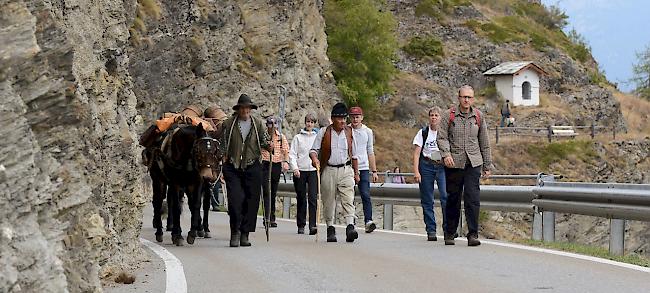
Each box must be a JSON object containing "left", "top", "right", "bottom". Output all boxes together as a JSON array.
[
  {"left": 315, "top": 165, "right": 322, "bottom": 242},
  {"left": 265, "top": 156, "right": 272, "bottom": 242}
]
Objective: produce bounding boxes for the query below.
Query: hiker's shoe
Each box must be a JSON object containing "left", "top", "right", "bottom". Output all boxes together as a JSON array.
[
  {"left": 467, "top": 234, "right": 481, "bottom": 247},
  {"left": 270, "top": 221, "right": 278, "bottom": 228},
  {"left": 365, "top": 221, "right": 377, "bottom": 233},
  {"left": 297, "top": 227, "right": 305, "bottom": 234},
  {"left": 327, "top": 226, "right": 337, "bottom": 242},
  {"left": 309, "top": 227, "right": 318, "bottom": 235},
  {"left": 444, "top": 232, "right": 455, "bottom": 245},
  {"left": 427, "top": 232, "right": 437, "bottom": 241},
  {"left": 240, "top": 232, "right": 251, "bottom": 247},
  {"left": 346, "top": 224, "right": 359, "bottom": 243},
  {"left": 230, "top": 231, "right": 241, "bottom": 247}
]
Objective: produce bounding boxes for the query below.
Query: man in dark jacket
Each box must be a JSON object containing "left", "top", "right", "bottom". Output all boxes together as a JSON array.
[{"left": 220, "top": 94, "right": 271, "bottom": 247}]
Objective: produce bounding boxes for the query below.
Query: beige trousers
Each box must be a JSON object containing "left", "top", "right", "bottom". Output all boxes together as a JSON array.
[{"left": 321, "top": 165, "right": 356, "bottom": 226}]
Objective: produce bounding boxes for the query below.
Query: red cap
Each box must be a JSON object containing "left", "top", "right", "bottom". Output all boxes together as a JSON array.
[{"left": 349, "top": 106, "right": 363, "bottom": 115}]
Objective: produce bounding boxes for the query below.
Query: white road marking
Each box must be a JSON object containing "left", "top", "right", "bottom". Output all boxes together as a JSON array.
[
  {"left": 140, "top": 238, "right": 188, "bottom": 293},
  {"left": 274, "top": 217, "right": 650, "bottom": 273}
]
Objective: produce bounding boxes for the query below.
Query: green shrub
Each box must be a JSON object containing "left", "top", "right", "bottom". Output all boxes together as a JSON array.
[
  {"left": 527, "top": 140, "right": 597, "bottom": 169},
  {"left": 478, "top": 84, "right": 498, "bottom": 100},
  {"left": 325, "top": 0, "right": 398, "bottom": 110},
  {"left": 513, "top": 2, "right": 567, "bottom": 30},
  {"left": 415, "top": 0, "right": 471, "bottom": 20},
  {"left": 402, "top": 35, "right": 444, "bottom": 61}
]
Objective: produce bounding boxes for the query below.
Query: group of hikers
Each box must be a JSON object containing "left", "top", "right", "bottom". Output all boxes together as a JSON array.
[{"left": 145, "top": 84, "right": 493, "bottom": 248}]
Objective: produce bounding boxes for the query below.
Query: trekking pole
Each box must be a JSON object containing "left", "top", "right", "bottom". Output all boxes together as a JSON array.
[
  {"left": 315, "top": 165, "right": 322, "bottom": 242},
  {"left": 266, "top": 157, "right": 272, "bottom": 242}
]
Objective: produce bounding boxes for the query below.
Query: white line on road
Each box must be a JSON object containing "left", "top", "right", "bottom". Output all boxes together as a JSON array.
[
  {"left": 274, "top": 217, "right": 650, "bottom": 273},
  {"left": 140, "top": 238, "right": 188, "bottom": 293}
]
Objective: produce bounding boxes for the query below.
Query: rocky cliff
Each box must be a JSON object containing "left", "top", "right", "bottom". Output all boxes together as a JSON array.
[{"left": 1, "top": 0, "right": 336, "bottom": 292}]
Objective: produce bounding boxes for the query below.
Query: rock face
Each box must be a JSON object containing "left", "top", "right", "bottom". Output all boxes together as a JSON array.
[
  {"left": 385, "top": 0, "right": 624, "bottom": 129},
  {"left": 129, "top": 0, "right": 338, "bottom": 137},
  {"left": 1, "top": 0, "right": 336, "bottom": 292}
]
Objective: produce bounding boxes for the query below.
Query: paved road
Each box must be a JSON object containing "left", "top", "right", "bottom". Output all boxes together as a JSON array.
[{"left": 137, "top": 206, "right": 649, "bottom": 293}]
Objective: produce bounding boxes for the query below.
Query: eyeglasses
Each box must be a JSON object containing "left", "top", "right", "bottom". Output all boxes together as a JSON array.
[{"left": 459, "top": 96, "right": 474, "bottom": 100}]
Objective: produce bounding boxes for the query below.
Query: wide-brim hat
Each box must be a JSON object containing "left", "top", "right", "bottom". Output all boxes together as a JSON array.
[
  {"left": 233, "top": 94, "right": 258, "bottom": 110},
  {"left": 331, "top": 102, "right": 348, "bottom": 117}
]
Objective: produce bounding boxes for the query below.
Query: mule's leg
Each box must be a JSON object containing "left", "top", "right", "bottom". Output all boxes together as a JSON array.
[
  {"left": 152, "top": 170, "right": 166, "bottom": 242},
  {"left": 202, "top": 181, "right": 211, "bottom": 238},
  {"left": 169, "top": 186, "right": 184, "bottom": 246},
  {"left": 186, "top": 181, "right": 203, "bottom": 245},
  {"left": 166, "top": 187, "right": 173, "bottom": 232}
]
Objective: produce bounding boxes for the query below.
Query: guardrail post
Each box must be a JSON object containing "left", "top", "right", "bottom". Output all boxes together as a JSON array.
[
  {"left": 495, "top": 126, "right": 499, "bottom": 144},
  {"left": 542, "top": 211, "right": 555, "bottom": 242},
  {"left": 283, "top": 196, "right": 291, "bottom": 218},
  {"left": 383, "top": 203, "right": 393, "bottom": 230},
  {"left": 609, "top": 219, "right": 625, "bottom": 256},
  {"left": 532, "top": 210, "right": 543, "bottom": 241},
  {"left": 547, "top": 125, "right": 553, "bottom": 143},
  {"left": 590, "top": 121, "right": 596, "bottom": 139}
]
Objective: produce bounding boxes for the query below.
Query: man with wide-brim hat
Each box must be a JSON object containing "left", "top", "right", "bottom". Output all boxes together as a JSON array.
[
  {"left": 220, "top": 94, "right": 271, "bottom": 247},
  {"left": 310, "top": 102, "right": 361, "bottom": 243}
]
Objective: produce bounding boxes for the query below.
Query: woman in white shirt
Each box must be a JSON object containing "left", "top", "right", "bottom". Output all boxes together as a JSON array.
[
  {"left": 289, "top": 113, "right": 319, "bottom": 235},
  {"left": 412, "top": 106, "right": 448, "bottom": 242}
]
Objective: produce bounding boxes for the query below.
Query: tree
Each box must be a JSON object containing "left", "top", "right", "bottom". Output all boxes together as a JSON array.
[
  {"left": 631, "top": 45, "right": 650, "bottom": 100},
  {"left": 324, "top": 0, "right": 398, "bottom": 110}
]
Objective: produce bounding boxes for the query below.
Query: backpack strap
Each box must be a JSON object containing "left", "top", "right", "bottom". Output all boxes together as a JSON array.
[
  {"left": 420, "top": 126, "right": 429, "bottom": 158},
  {"left": 345, "top": 126, "right": 353, "bottom": 160},
  {"left": 449, "top": 107, "right": 481, "bottom": 126}
]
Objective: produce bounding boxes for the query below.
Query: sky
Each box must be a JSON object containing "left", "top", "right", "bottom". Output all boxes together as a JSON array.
[{"left": 541, "top": 0, "right": 650, "bottom": 92}]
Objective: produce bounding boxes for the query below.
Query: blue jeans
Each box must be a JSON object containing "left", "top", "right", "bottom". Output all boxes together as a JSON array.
[
  {"left": 418, "top": 160, "right": 447, "bottom": 233},
  {"left": 358, "top": 170, "right": 373, "bottom": 224}
]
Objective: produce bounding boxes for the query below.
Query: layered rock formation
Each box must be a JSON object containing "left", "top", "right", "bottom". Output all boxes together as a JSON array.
[{"left": 1, "top": 0, "right": 336, "bottom": 292}]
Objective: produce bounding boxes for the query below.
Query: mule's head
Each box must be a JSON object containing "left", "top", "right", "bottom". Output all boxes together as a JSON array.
[{"left": 192, "top": 123, "right": 222, "bottom": 181}]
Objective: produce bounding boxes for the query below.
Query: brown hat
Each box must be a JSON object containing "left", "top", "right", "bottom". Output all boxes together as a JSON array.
[
  {"left": 204, "top": 106, "right": 227, "bottom": 121},
  {"left": 180, "top": 105, "right": 202, "bottom": 118}
]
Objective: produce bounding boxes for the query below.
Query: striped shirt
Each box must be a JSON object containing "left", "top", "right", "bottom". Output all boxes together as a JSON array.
[{"left": 261, "top": 129, "right": 289, "bottom": 163}]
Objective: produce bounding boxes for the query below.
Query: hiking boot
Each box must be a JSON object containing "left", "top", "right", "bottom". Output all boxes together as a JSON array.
[
  {"left": 346, "top": 224, "right": 359, "bottom": 243},
  {"left": 444, "top": 232, "right": 455, "bottom": 245},
  {"left": 297, "top": 227, "right": 305, "bottom": 234},
  {"left": 230, "top": 231, "right": 241, "bottom": 247},
  {"left": 427, "top": 232, "right": 437, "bottom": 241},
  {"left": 270, "top": 221, "right": 278, "bottom": 228},
  {"left": 327, "top": 226, "right": 337, "bottom": 242},
  {"left": 240, "top": 232, "right": 251, "bottom": 247},
  {"left": 309, "top": 227, "right": 318, "bottom": 235},
  {"left": 365, "top": 221, "right": 377, "bottom": 233},
  {"left": 467, "top": 234, "right": 481, "bottom": 247}
]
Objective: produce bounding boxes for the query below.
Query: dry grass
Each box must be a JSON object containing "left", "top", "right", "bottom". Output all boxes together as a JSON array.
[
  {"left": 139, "top": 0, "right": 162, "bottom": 20},
  {"left": 614, "top": 91, "right": 650, "bottom": 137}
]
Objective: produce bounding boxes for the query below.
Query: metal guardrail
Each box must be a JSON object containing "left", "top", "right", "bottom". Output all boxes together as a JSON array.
[{"left": 275, "top": 174, "right": 650, "bottom": 256}]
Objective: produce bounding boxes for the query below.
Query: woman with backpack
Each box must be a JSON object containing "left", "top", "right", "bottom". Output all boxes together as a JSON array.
[{"left": 412, "top": 106, "right": 448, "bottom": 242}]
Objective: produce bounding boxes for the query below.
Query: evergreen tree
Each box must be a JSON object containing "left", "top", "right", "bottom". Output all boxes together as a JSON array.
[
  {"left": 632, "top": 45, "right": 650, "bottom": 100},
  {"left": 324, "top": 0, "right": 398, "bottom": 110}
]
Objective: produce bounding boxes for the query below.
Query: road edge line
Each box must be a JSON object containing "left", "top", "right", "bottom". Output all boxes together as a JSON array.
[
  {"left": 140, "top": 238, "right": 188, "bottom": 293},
  {"left": 273, "top": 217, "right": 650, "bottom": 273}
]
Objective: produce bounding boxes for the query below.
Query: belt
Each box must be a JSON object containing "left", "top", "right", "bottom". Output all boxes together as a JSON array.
[
  {"left": 422, "top": 157, "right": 443, "bottom": 165},
  {"left": 327, "top": 161, "right": 351, "bottom": 168}
]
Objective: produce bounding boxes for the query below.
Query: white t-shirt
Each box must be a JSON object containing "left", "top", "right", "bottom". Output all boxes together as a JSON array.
[{"left": 412, "top": 127, "right": 441, "bottom": 160}]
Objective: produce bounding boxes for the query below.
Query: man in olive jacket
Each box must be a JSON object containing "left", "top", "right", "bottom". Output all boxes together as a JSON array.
[{"left": 221, "top": 94, "right": 271, "bottom": 247}]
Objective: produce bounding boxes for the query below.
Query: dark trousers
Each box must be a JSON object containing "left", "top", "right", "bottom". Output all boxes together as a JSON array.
[
  {"left": 262, "top": 161, "right": 281, "bottom": 222},
  {"left": 223, "top": 161, "right": 262, "bottom": 233},
  {"left": 444, "top": 164, "right": 482, "bottom": 237},
  {"left": 294, "top": 170, "right": 318, "bottom": 228}
]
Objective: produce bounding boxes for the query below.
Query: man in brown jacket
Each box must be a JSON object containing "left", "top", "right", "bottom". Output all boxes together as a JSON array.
[
  {"left": 437, "top": 85, "right": 493, "bottom": 247},
  {"left": 310, "top": 103, "right": 361, "bottom": 243}
]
